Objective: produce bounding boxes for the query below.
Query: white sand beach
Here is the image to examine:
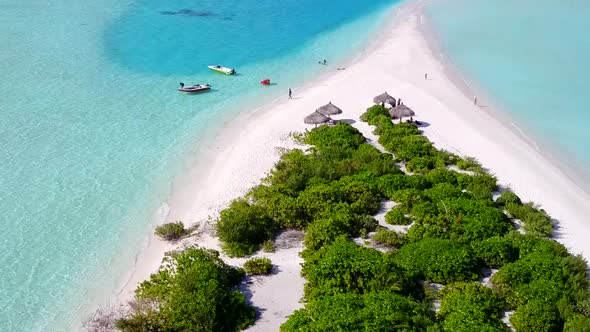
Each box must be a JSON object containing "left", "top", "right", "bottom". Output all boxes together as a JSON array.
[{"left": 114, "top": 0, "right": 590, "bottom": 329}]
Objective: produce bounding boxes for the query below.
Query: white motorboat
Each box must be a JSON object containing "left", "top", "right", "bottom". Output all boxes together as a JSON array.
[
  {"left": 208, "top": 65, "right": 236, "bottom": 75},
  {"left": 178, "top": 83, "right": 211, "bottom": 93}
]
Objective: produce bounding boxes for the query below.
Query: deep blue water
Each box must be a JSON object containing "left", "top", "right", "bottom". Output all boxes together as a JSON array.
[
  {"left": 106, "top": 0, "right": 392, "bottom": 75},
  {"left": 0, "top": 0, "right": 397, "bottom": 330},
  {"left": 426, "top": 0, "right": 590, "bottom": 180}
]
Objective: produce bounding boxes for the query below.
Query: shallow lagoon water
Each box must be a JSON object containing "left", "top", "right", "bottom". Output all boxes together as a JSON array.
[
  {"left": 426, "top": 0, "right": 590, "bottom": 181},
  {"left": 0, "top": 0, "right": 398, "bottom": 330}
]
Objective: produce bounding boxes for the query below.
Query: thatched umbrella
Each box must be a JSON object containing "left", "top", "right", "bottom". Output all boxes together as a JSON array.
[
  {"left": 304, "top": 110, "right": 331, "bottom": 127},
  {"left": 317, "top": 101, "right": 342, "bottom": 116},
  {"left": 389, "top": 104, "right": 415, "bottom": 122},
  {"left": 373, "top": 92, "right": 396, "bottom": 105}
]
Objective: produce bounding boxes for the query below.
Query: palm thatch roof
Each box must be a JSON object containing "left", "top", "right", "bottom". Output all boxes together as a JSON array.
[
  {"left": 373, "top": 92, "right": 396, "bottom": 105},
  {"left": 304, "top": 111, "right": 331, "bottom": 125},
  {"left": 317, "top": 102, "right": 343, "bottom": 116},
  {"left": 389, "top": 104, "right": 415, "bottom": 119}
]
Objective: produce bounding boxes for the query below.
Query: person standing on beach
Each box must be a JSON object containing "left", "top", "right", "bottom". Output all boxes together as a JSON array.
[
  {"left": 474, "top": 96, "right": 477, "bottom": 105},
  {"left": 288, "top": 88, "right": 292, "bottom": 99},
  {"left": 424, "top": 73, "right": 428, "bottom": 80}
]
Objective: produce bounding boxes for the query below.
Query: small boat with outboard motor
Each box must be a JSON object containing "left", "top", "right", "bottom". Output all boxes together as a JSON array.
[
  {"left": 208, "top": 65, "right": 236, "bottom": 75},
  {"left": 178, "top": 83, "right": 211, "bottom": 93}
]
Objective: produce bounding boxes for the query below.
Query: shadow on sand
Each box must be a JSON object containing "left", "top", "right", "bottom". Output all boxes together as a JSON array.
[{"left": 336, "top": 118, "right": 356, "bottom": 125}]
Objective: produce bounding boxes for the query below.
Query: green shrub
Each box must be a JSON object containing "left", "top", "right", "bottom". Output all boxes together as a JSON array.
[
  {"left": 456, "top": 157, "right": 484, "bottom": 173},
  {"left": 425, "top": 168, "right": 460, "bottom": 186},
  {"left": 522, "top": 212, "right": 554, "bottom": 237},
  {"left": 359, "top": 228, "right": 368, "bottom": 239},
  {"left": 244, "top": 257, "right": 273, "bottom": 275},
  {"left": 407, "top": 197, "right": 512, "bottom": 244},
  {"left": 281, "top": 292, "right": 435, "bottom": 331},
  {"left": 371, "top": 115, "right": 396, "bottom": 135},
  {"left": 262, "top": 239, "right": 275, "bottom": 253},
  {"left": 405, "top": 217, "right": 453, "bottom": 243},
  {"left": 267, "top": 149, "right": 312, "bottom": 192},
  {"left": 387, "top": 135, "right": 436, "bottom": 162},
  {"left": 491, "top": 251, "right": 589, "bottom": 308},
  {"left": 304, "top": 239, "right": 408, "bottom": 299},
  {"left": 296, "top": 183, "right": 342, "bottom": 220},
  {"left": 303, "top": 217, "right": 349, "bottom": 252},
  {"left": 216, "top": 199, "right": 278, "bottom": 257},
  {"left": 360, "top": 105, "right": 390, "bottom": 124},
  {"left": 352, "top": 145, "right": 401, "bottom": 176},
  {"left": 505, "top": 202, "right": 539, "bottom": 219},
  {"left": 438, "top": 282, "right": 507, "bottom": 331},
  {"left": 410, "top": 202, "right": 441, "bottom": 220},
  {"left": 406, "top": 175, "right": 432, "bottom": 190},
  {"left": 507, "top": 232, "right": 568, "bottom": 258},
  {"left": 352, "top": 214, "right": 378, "bottom": 236},
  {"left": 384, "top": 206, "right": 411, "bottom": 225},
  {"left": 496, "top": 190, "right": 522, "bottom": 206},
  {"left": 116, "top": 247, "right": 254, "bottom": 332},
  {"left": 406, "top": 156, "right": 437, "bottom": 174},
  {"left": 510, "top": 300, "right": 562, "bottom": 332},
  {"left": 390, "top": 188, "right": 426, "bottom": 212},
  {"left": 304, "top": 122, "right": 366, "bottom": 153},
  {"left": 462, "top": 173, "right": 498, "bottom": 200},
  {"left": 248, "top": 184, "right": 306, "bottom": 229},
  {"left": 423, "top": 183, "right": 464, "bottom": 202},
  {"left": 377, "top": 174, "right": 410, "bottom": 198},
  {"left": 372, "top": 228, "right": 407, "bottom": 247},
  {"left": 471, "top": 236, "right": 518, "bottom": 268},
  {"left": 335, "top": 176, "right": 383, "bottom": 215},
  {"left": 446, "top": 197, "right": 513, "bottom": 242},
  {"left": 435, "top": 150, "right": 462, "bottom": 166},
  {"left": 564, "top": 314, "right": 590, "bottom": 332},
  {"left": 154, "top": 221, "right": 188, "bottom": 241},
  {"left": 395, "top": 238, "right": 479, "bottom": 284},
  {"left": 506, "top": 202, "right": 553, "bottom": 237},
  {"left": 221, "top": 242, "right": 257, "bottom": 258}
]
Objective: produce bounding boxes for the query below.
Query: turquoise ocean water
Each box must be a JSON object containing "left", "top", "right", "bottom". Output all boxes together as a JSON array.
[
  {"left": 0, "top": 0, "right": 399, "bottom": 330},
  {"left": 426, "top": 0, "right": 590, "bottom": 181}
]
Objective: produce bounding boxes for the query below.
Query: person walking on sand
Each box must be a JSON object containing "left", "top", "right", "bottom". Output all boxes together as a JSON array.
[
  {"left": 474, "top": 96, "right": 477, "bottom": 106},
  {"left": 288, "top": 88, "right": 292, "bottom": 99},
  {"left": 424, "top": 73, "right": 428, "bottom": 80}
]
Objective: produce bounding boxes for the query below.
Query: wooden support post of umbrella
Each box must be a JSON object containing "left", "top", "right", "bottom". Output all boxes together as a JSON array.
[
  {"left": 389, "top": 104, "right": 415, "bottom": 123},
  {"left": 304, "top": 110, "right": 331, "bottom": 127},
  {"left": 317, "top": 101, "right": 343, "bottom": 116},
  {"left": 373, "top": 92, "right": 396, "bottom": 107}
]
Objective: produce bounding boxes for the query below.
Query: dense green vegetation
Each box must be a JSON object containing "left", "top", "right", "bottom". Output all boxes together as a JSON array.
[
  {"left": 115, "top": 248, "right": 255, "bottom": 331},
  {"left": 261, "top": 239, "right": 275, "bottom": 253},
  {"left": 384, "top": 206, "right": 412, "bottom": 225},
  {"left": 154, "top": 221, "right": 188, "bottom": 241},
  {"left": 438, "top": 282, "right": 507, "bottom": 331},
  {"left": 216, "top": 199, "right": 278, "bottom": 257},
  {"left": 280, "top": 292, "right": 435, "bottom": 332},
  {"left": 244, "top": 257, "right": 273, "bottom": 275},
  {"left": 372, "top": 228, "right": 407, "bottom": 247},
  {"left": 118, "top": 104, "right": 590, "bottom": 331}
]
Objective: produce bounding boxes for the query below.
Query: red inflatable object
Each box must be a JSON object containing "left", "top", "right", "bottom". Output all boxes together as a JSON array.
[{"left": 260, "top": 78, "right": 271, "bottom": 85}]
